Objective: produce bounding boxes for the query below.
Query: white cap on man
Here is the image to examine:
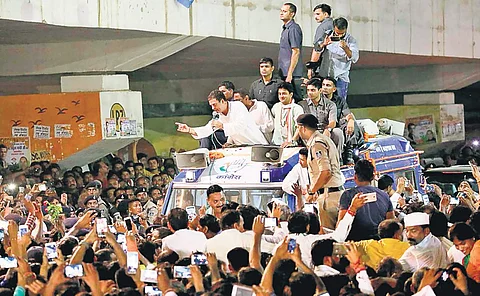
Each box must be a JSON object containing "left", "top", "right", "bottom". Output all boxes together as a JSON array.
[{"left": 404, "top": 212, "right": 430, "bottom": 227}]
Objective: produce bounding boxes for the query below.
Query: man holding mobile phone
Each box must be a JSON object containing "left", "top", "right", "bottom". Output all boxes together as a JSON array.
[
  {"left": 318, "top": 17, "right": 359, "bottom": 102},
  {"left": 338, "top": 160, "right": 395, "bottom": 241}
]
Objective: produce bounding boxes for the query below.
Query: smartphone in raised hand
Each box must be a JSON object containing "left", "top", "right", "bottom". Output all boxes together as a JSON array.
[
  {"left": 360, "top": 192, "right": 377, "bottom": 203},
  {"left": 126, "top": 252, "right": 139, "bottom": 275},
  {"left": 191, "top": 253, "right": 208, "bottom": 265},
  {"left": 264, "top": 217, "right": 278, "bottom": 228},
  {"left": 232, "top": 284, "right": 255, "bottom": 296},
  {"left": 287, "top": 238, "right": 296, "bottom": 253},
  {"left": 304, "top": 203, "right": 316, "bottom": 213},
  {"left": 140, "top": 269, "right": 158, "bottom": 283},
  {"left": 173, "top": 266, "right": 191, "bottom": 278},
  {"left": 45, "top": 242, "right": 58, "bottom": 263},
  {"left": 64, "top": 264, "right": 84, "bottom": 278},
  {"left": 144, "top": 286, "right": 162, "bottom": 296},
  {"left": 124, "top": 217, "right": 133, "bottom": 231},
  {"left": 186, "top": 206, "right": 197, "bottom": 221},
  {"left": 96, "top": 217, "right": 108, "bottom": 238},
  {"left": 0, "top": 257, "right": 17, "bottom": 268}
]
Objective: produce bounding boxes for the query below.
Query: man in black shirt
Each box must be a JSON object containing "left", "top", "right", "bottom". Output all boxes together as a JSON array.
[{"left": 249, "top": 57, "right": 283, "bottom": 109}]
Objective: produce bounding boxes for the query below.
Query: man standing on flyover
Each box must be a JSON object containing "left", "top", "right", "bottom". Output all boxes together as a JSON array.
[
  {"left": 308, "top": 3, "right": 333, "bottom": 79},
  {"left": 279, "top": 2, "right": 303, "bottom": 102},
  {"left": 319, "top": 17, "right": 359, "bottom": 101}
]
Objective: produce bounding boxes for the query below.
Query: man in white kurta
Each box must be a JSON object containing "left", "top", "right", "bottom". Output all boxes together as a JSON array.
[
  {"left": 271, "top": 82, "right": 304, "bottom": 145},
  {"left": 282, "top": 147, "right": 309, "bottom": 197},
  {"left": 176, "top": 90, "right": 268, "bottom": 146},
  {"left": 234, "top": 90, "right": 274, "bottom": 143},
  {"left": 399, "top": 212, "right": 450, "bottom": 272}
]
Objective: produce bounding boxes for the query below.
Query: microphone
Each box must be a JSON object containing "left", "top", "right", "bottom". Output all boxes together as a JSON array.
[{"left": 212, "top": 111, "right": 220, "bottom": 120}]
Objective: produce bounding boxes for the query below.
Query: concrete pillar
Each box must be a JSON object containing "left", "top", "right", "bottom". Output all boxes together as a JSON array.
[
  {"left": 61, "top": 74, "right": 130, "bottom": 92},
  {"left": 404, "top": 92, "right": 455, "bottom": 105}
]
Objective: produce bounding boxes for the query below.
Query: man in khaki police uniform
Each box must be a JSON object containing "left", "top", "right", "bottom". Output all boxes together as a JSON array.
[{"left": 296, "top": 113, "right": 345, "bottom": 229}]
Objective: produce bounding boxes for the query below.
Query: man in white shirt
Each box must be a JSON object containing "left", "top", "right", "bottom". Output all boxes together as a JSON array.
[
  {"left": 271, "top": 82, "right": 304, "bottom": 145},
  {"left": 233, "top": 89, "right": 274, "bottom": 143},
  {"left": 206, "top": 210, "right": 249, "bottom": 265},
  {"left": 399, "top": 212, "right": 450, "bottom": 272},
  {"left": 161, "top": 208, "right": 207, "bottom": 259},
  {"left": 282, "top": 147, "right": 309, "bottom": 201},
  {"left": 311, "top": 239, "right": 346, "bottom": 276},
  {"left": 273, "top": 193, "right": 366, "bottom": 268},
  {"left": 175, "top": 90, "right": 268, "bottom": 147},
  {"left": 238, "top": 204, "right": 276, "bottom": 254}
]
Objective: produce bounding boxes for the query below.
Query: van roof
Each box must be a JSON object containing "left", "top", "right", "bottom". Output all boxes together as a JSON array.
[{"left": 425, "top": 165, "right": 472, "bottom": 173}]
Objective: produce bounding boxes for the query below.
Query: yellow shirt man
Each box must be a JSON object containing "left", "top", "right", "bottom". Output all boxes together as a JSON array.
[
  {"left": 355, "top": 238, "right": 410, "bottom": 269},
  {"left": 353, "top": 219, "right": 410, "bottom": 269}
]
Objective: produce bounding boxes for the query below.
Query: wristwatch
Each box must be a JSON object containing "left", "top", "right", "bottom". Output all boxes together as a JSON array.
[{"left": 308, "top": 192, "right": 315, "bottom": 195}]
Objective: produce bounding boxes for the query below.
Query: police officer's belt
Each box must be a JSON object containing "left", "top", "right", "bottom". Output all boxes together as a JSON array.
[{"left": 317, "top": 186, "right": 344, "bottom": 194}]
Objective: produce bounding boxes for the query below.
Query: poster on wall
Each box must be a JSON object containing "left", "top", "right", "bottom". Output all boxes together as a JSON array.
[
  {"left": 0, "top": 137, "right": 31, "bottom": 168},
  {"left": 120, "top": 117, "right": 137, "bottom": 136},
  {"left": 54, "top": 124, "right": 73, "bottom": 138},
  {"left": 404, "top": 115, "right": 437, "bottom": 145},
  {"left": 11, "top": 127, "right": 28, "bottom": 138},
  {"left": 440, "top": 105, "right": 464, "bottom": 142},
  {"left": 33, "top": 125, "right": 51, "bottom": 139},
  {"left": 105, "top": 118, "right": 116, "bottom": 138}
]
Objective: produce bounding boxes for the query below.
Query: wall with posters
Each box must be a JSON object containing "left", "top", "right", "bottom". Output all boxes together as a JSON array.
[
  {"left": 0, "top": 92, "right": 102, "bottom": 163},
  {"left": 0, "top": 91, "right": 143, "bottom": 167},
  {"left": 440, "top": 105, "right": 464, "bottom": 142},
  {"left": 99, "top": 91, "right": 144, "bottom": 139},
  {"left": 352, "top": 104, "right": 465, "bottom": 145}
]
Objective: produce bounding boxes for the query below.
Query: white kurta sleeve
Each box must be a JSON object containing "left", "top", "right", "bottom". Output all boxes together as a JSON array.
[
  {"left": 330, "top": 212, "right": 354, "bottom": 242},
  {"left": 191, "top": 120, "right": 214, "bottom": 139},
  {"left": 260, "top": 103, "right": 274, "bottom": 134},
  {"left": 282, "top": 164, "right": 301, "bottom": 195}
]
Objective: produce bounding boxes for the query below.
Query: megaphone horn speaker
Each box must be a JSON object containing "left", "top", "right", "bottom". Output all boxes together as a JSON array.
[{"left": 251, "top": 146, "right": 283, "bottom": 163}]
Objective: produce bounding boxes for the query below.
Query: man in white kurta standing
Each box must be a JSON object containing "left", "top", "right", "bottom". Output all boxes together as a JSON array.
[
  {"left": 175, "top": 90, "right": 268, "bottom": 146},
  {"left": 399, "top": 212, "right": 450, "bottom": 272}
]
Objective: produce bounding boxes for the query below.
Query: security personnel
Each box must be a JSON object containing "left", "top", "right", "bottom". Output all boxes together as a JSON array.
[
  {"left": 135, "top": 187, "right": 157, "bottom": 225},
  {"left": 84, "top": 180, "right": 112, "bottom": 224},
  {"left": 296, "top": 113, "right": 345, "bottom": 229},
  {"left": 298, "top": 78, "right": 345, "bottom": 162},
  {"left": 83, "top": 195, "right": 112, "bottom": 224},
  {"left": 321, "top": 76, "right": 364, "bottom": 165}
]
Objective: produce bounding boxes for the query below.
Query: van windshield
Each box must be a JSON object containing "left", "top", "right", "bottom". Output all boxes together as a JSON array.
[{"left": 166, "top": 187, "right": 285, "bottom": 213}]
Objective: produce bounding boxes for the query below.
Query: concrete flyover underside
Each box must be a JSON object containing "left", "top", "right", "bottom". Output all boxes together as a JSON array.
[{"left": 1, "top": 19, "right": 480, "bottom": 106}]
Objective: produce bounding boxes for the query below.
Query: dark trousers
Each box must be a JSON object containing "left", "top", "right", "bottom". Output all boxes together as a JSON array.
[
  {"left": 200, "top": 130, "right": 227, "bottom": 150},
  {"left": 279, "top": 69, "right": 304, "bottom": 102}
]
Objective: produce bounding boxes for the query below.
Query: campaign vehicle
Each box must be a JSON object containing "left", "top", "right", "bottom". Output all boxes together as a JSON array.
[{"left": 162, "top": 135, "right": 424, "bottom": 214}]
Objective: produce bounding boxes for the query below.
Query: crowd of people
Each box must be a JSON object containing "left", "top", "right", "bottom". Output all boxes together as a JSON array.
[
  {"left": 0, "top": 2, "right": 478, "bottom": 296},
  {"left": 0, "top": 147, "right": 478, "bottom": 296}
]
